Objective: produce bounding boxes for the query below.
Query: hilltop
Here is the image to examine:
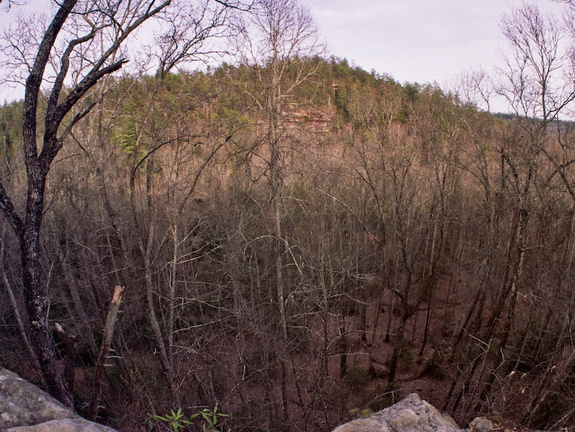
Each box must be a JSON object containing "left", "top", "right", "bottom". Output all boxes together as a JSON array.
[{"left": 0, "top": 55, "right": 574, "bottom": 431}]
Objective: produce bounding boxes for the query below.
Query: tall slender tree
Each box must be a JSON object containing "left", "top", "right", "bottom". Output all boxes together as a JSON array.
[{"left": 234, "top": 0, "right": 322, "bottom": 422}]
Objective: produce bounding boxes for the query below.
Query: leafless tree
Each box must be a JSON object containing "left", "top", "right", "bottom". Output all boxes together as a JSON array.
[
  {"left": 497, "top": 3, "right": 575, "bottom": 120},
  {"left": 0, "top": 0, "right": 186, "bottom": 407},
  {"left": 445, "top": 3, "right": 575, "bottom": 419},
  {"left": 232, "top": 0, "right": 323, "bottom": 422}
]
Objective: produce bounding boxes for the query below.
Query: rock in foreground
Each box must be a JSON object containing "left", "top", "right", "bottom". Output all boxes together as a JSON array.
[
  {"left": 0, "top": 367, "right": 116, "bottom": 432},
  {"left": 333, "top": 393, "right": 464, "bottom": 432}
]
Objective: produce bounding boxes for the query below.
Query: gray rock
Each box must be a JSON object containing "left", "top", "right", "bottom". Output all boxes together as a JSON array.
[
  {"left": 469, "top": 417, "right": 493, "bottom": 432},
  {"left": 333, "top": 393, "right": 462, "bottom": 432},
  {"left": 3, "top": 418, "right": 117, "bottom": 432},
  {"left": 0, "top": 367, "right": 116, "bottom": 432}
]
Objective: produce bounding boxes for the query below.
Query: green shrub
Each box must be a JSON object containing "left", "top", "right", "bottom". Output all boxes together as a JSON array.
[{"left": 147, "top": 406, "right": 230, "bottom": 432}]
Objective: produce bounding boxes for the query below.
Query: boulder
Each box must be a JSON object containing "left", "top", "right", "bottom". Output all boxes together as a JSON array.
[
  {"left": 0, "top": 367, "right": 116, "bottom": 432},
  {"left": 468, "top": 417, "right": 493, "bottom": 432},
  {"left": 333, "top": 393, "right": 462, "bottom": 432}
]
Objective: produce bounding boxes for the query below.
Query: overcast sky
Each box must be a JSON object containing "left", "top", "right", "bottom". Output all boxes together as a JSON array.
[
  {"left": 0, "top": 0, "right": 569, "bottom": 102},
  {"left": 300, "top": 0, "right": 567, "bottom": 87}
]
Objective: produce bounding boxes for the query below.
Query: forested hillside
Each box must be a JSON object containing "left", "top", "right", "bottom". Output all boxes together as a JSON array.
[{"left": 1, "top": 1, "right": 575, "bottom": 431}]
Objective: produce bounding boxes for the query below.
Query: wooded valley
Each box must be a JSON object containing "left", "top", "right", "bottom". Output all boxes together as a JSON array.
[{"left": 1, "top": 0, "right": 575, "bottom": 431}]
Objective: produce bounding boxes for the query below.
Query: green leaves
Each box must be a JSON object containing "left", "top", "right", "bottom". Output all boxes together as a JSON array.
[
  {"left": 190, "top": 406, "right": 230, "bottom": 432},
  {"left": 148, "top": 408, "right": 193, "bottom": 432},
  {"left": 147, "top": 406, "right": 230, "bottom": 432}
]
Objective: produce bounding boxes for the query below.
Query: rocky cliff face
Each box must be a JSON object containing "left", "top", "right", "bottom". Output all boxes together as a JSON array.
[
  {"left": 0, "top": 367, "right": 116, "bottom": 432},
  {"left": 333, "top": 393, "right": 492, "bottom": 432}
]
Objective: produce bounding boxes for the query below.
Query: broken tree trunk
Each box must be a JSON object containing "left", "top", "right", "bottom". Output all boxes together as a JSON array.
[{"left": 87, "top": 285, "right": 124, "bottom": 421}]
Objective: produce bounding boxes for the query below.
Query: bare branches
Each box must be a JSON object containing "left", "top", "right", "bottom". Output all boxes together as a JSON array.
[
  {"left": 247, "top": 0, "right": 323, "bottom": 66},
  {"left": 497, "top": 3, "right": 575, "bottom": 121},
  {"left": 214, "top": 0, "right": 253, "bottom": 11},
  {"left": 154, "top": 0, "right": 239, "bottom": 78},
  {"left": 0, "top": 0, "right": 184, "bottom": 407},
  {"left": 22, "top": 0, "right": 77, "bottom": 170},
  {"left": 0, "top": 13, "right": 46, "bottom": 87},
  {"left": 454, "top": 68, "right": 494, "bottom": 112}
]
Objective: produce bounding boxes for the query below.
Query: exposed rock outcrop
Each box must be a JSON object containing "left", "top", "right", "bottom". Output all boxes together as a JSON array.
[
  {"left": 0, "top": 367, "right": 116, "bottom": 432},
  {"left": 332, "top": 393, "right": 491, "bottom": 432}
]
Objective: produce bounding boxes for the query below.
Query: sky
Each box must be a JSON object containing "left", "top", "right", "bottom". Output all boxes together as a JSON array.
[
  {"left": 0, "top": 0, "right": 570, "bottom": 103},
  {"left": 299, "top": 0, "right": 567, "bottom": 87}
]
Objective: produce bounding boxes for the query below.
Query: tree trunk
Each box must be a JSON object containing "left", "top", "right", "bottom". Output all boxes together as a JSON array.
[{"left": 22, "top": 169, "right": 74, "bottom": 407}]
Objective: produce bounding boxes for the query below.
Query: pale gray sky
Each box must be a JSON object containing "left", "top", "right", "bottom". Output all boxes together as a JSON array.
[
  {"left": 0, "top": 0, "right": 569, "bottom": 102},
  {"left": 300, "top": 0, "right": 567, "bottom": 86}
]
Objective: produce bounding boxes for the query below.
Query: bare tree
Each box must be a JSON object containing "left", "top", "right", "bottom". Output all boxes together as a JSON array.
[
  {"left": 497, "top": 3, "right": 575, "bottom": 120},
  {"left": 454, "top": 68, "right": 494, "bottom": 112},
  {"left": 0, "top": 0, "right": 171, "bottom": 407},
  {"left": 445, "top": 3, "right": 575, "bottom": 418},
  {"left": 219, "top": 0, "right": 324, "bottom": 423}
]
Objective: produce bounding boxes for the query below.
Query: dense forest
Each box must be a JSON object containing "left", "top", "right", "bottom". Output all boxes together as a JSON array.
[{"left": 1, "top": 0, "right": 575, "bottom": 431}]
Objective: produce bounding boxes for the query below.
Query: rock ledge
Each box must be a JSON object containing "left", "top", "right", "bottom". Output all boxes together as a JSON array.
[
  {"left": 333, "top": 393, "right": 488, "bottom": 432},
  {"left": 0, "top": 367, "right": 116, "bottom": 432}
]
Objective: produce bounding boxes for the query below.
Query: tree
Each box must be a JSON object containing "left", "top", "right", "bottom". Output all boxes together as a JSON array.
[
  {"left": 105, "top": 0, "right": 241, "bottom": 407},
  {"left": 0, "top": 0, "right": 172, "bottom": 407},
  {"left": 230, "top": 0, "right": 323, "bottom": 423},
  {"left": 445, "top": 3, "right": 575, "bottom": 420}
]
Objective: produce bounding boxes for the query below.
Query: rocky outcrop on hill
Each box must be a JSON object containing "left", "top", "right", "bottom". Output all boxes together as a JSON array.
[
  {"left": 0, "top": 367, "right": 116, "bottom": 432},
  {"left": 333, "top": 393, "right": 492, "bottom": 432}
]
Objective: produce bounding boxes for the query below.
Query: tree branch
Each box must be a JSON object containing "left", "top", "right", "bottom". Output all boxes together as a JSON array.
[
  {"left": 23, "top": 0, "right": 78, "bottom": 166},
  {"left": 0, "top": 180, "right": 23, "bottom": 241},
  {"left": 214, "top": 0, "right": 253, "bottom": 11}
]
